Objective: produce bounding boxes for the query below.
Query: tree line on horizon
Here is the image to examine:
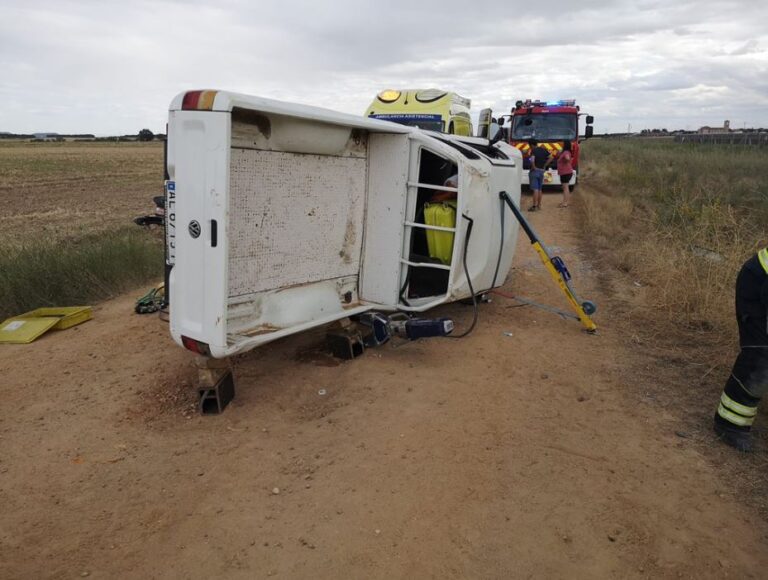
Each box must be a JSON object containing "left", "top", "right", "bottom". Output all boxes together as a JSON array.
[{"left": 0, "top": 129, "right": 165, "bottom": 142}]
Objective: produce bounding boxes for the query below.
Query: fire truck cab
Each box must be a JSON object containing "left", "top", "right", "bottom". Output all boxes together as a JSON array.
[{"left": 506, "top": 100, "right": 594, "bottom": 188}]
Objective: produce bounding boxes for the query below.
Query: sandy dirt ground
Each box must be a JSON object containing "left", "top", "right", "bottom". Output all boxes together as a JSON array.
[{"left": 2, "top": 191, "right": 767, "bottom": 579}]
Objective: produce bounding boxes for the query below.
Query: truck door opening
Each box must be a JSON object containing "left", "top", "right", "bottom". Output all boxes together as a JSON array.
[{"left": 402, "top": 149, "right": 458, "bottom": 301}]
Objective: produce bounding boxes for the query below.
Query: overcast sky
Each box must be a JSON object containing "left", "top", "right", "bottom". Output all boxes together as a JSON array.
[{"left": 2, "top": 0, "right": 767, "bottom": 135}]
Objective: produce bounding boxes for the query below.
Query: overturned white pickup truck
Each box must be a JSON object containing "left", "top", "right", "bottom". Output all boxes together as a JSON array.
[{"left": 166, "top": 90, "right": 522, "bottom": 358}]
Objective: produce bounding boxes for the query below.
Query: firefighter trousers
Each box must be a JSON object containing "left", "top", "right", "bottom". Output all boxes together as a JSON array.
[{"left": 717, "top": 315, "right": 768, "bottom": 429}]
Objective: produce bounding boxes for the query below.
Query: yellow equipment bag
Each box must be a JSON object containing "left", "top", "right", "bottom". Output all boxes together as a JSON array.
[{"left": 424, "top": 201, "right": 457, "bottom": 264}]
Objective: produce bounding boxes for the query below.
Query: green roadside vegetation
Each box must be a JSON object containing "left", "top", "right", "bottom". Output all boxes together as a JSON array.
[{"left": 0, "top": 227, "right": 163, "bottom": 320}]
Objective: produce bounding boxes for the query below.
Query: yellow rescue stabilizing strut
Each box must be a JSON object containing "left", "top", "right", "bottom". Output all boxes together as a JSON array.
[{"left": 500, "top": 191, "right": 598, "bottom": 332}]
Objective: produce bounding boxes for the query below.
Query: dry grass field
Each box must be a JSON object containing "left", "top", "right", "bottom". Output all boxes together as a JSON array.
[{"left": 579, "top": 138, "right": 768, "bottom": 358}]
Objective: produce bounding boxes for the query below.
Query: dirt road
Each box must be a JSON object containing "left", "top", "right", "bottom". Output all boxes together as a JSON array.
[{"left": 2, "top": 192, "right": 767, "bottom": 579}]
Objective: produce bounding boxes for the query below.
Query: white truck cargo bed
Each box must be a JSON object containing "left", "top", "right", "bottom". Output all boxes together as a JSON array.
[{"left": 166, "top": 90, "right": 522, "bottom": 357}]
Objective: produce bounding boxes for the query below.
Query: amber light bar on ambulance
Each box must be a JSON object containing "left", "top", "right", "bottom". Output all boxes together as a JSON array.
[{"left": 181, "top": 90, "right": 219, "bottom": 110}]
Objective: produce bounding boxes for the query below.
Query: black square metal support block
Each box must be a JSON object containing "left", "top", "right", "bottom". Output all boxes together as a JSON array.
[
  {"left": 198, "top": 370, "right": 235, "bottom": 415},
  {"left": 327, "top": 328, "right": 365, "bottom": 360}
]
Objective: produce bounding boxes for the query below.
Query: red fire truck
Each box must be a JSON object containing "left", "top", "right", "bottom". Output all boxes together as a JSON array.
[{"left": 506, "top": 99, "right": 594, "bottom": 188}]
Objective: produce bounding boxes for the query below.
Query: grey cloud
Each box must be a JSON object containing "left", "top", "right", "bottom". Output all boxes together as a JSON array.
[
  {"left": 730, "top": 40, "right": 761, "bottom": 56},
  {"left": 0, "top": 0, "right": 767, "bottom": 134}
]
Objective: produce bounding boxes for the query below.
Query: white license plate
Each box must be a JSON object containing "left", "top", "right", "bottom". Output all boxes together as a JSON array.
[{"left": 165, "top": 180, "right": 176, "bottom": 266}]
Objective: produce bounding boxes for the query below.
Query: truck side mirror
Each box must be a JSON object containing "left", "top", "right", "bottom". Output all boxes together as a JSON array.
[
  {"left": 478, "top": 108, "right": 492, "bottom": 138},
  {"left": 586, "top": 115, "right": 594, "bottom": 125},
  {"left": 585, "top": 126, "right": 594, "bottom": 139},
  {"left": 489, "top": 122, "right": 503, "bottom": 144}
]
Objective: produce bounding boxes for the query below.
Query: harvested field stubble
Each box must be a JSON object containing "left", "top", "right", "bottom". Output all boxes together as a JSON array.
[{"left": 0, "top": 140, "right": 163, "bottom": 247}]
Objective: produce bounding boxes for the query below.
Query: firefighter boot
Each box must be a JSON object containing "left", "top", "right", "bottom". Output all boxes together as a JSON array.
[
  {"left": 713, "top": 412, "right": 753, "bottom": 453},
  {"left": 713, "top": 374, "right": 760, "bottom": 453}
]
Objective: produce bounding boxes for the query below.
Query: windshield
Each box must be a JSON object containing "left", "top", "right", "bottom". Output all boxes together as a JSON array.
[
  {"left": 511, "top": 113, "right": 577, "bottom": 140},
  {"left": 370, "top": 113, "right": 444, "bottom": 132}
]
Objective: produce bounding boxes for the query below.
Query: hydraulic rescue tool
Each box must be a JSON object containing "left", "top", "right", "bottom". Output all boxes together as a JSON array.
[
  {"left": 499, "top": 191, "right": 598, "bottom": 332},
  {"left": 355, "top": 312, "right": 455, "bottom": 346}
]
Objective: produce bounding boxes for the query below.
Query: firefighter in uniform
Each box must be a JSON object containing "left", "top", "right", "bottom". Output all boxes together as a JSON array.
[{"left": 713, "top": 247, "right": 768, "bottom": 452}]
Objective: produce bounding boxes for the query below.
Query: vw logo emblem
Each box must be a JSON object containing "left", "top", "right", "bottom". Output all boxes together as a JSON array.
[{"left": 188, "top": 220, "right": 201, "bottom": 239}]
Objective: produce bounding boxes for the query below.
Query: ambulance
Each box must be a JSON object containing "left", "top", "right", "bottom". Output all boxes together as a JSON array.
[
  {"left": 366, "top": 89, "right": 473, "bottom": 136},
  {"left": 165, "top": 90, "right": 522, "bottom": 358}
]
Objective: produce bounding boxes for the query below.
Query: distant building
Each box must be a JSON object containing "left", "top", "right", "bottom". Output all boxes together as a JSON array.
[
  {"left": 33, "top": 132, "right": 60, "bottom": 140},
  {"left": 698, "top": 120, "right": 730, "bottom": 134}
]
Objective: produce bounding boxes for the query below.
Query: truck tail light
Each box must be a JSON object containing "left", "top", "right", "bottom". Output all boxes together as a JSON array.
[
  {"left": 181, "top": 335, "right": 211, "bottom": 356},
  {"left": 181, "top": 90, "right": 218, "bottom": 111}
]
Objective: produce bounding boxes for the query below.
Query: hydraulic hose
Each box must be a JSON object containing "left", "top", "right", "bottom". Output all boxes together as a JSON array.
[
  {"left": 491, "top": 195, "right": 505, "bottom": 289},
  {"left": 446, "top": 214, "right": 478, "bottom": 339}
]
